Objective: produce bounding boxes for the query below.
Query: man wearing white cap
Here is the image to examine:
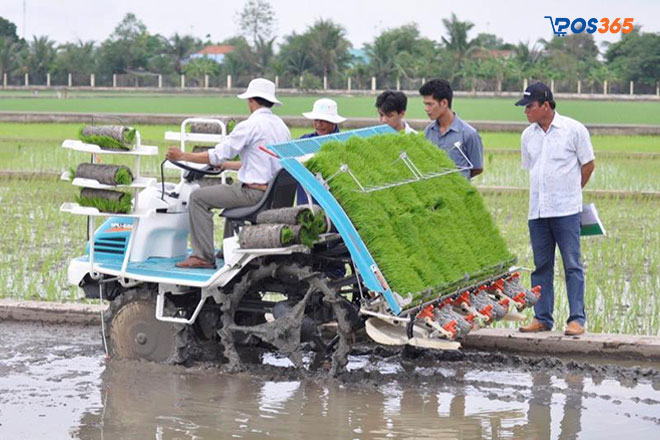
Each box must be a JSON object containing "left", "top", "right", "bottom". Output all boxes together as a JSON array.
[
  {"left": 300, "top": 98, "right": 346, "bottom": 139},
  {"left": 166, "top": 78, "right": 291, "bottom": 268}
]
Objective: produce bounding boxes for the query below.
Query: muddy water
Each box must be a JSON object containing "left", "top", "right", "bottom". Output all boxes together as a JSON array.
[{"left": 0, "top": 321, "right": 658, "bottom": 439}]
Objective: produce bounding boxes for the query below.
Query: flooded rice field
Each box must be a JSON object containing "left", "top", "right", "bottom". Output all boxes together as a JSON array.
[
  {"left": 2, "top": 176, "right": 659, "bottom": 335},
  {"left": 0, "top": 320, "right": 658, "bottom": 439}
]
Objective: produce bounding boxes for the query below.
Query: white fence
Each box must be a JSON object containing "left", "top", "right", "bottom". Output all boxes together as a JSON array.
[{"left": 2, "top": 72, "right": 659, "bottom": 98}]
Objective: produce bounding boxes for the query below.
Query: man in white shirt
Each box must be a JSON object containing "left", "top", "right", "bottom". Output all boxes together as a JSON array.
[
  {"left": 166, "top": 78, "right": 291, "bottom": 268},
  {"left": 516, "top": 82, "right": 595, "bottom": 336},
  {"left": 375, "top": 90, "right": 416, "bottom": 134}
]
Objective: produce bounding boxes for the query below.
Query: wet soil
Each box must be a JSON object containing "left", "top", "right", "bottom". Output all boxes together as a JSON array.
[{"left": 0, "top": 320, "right": 658, "bottom": 439}]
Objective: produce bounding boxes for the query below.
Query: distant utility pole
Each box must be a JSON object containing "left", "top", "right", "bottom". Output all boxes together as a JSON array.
[{"left": 22, "top": 0, "right": 26, "bottom": 39}]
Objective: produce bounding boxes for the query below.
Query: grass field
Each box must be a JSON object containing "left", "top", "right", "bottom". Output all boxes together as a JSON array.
[
  {"left": 0, "top": 121, "right": 658, "bottom": 335},
  {"left": 2, "top": 95, "right": 660, "bottom": 125}
]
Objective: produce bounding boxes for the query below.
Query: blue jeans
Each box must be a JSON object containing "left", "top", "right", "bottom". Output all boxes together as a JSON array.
[{"left": 528, "top": 213, "right": 586, "bottom": 329}]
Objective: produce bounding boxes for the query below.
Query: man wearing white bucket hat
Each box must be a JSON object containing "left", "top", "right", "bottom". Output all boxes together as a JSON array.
[
  {"left": 300, "top": 98, "right": 346, "bottom": 139},
  {"left": 296, "top": 98, "right": 346, "bottom": 205},
  {"left": 166, "top": 78, "right": 291, "bottom": 268}
]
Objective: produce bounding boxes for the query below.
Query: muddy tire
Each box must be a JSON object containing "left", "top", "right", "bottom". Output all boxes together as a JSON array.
[
  {"left": 218, "top": 261, "right": 355, "bottom": 375},
  {"left": 103, "top": 285, "right": 193, "bottom": 364}
]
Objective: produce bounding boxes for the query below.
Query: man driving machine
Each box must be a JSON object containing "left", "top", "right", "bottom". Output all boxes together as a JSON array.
[{"left": 166, "top": 78, "right": 291, "bottom": 268}]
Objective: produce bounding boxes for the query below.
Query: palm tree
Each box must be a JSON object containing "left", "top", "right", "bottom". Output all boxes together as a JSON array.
[
  {"left": 22, "top": 36, "right": 56, "bottom": 77},
  {"left": 55, "top": 40, "right": 96, "bottom": 75},
  {"left": 161, "top": 34, "right": 200, "bottom": 74},
  {"left": 513, "top": 40, "right": 544, "bottom": 81},
  {"left": 0, "top": 36, "right": 19, "bottom": 75},
  {"left": 441, "top": 13, "right": 478, "bottom": 79},
  {"left": 184, "top": 57, "right": 219, "bottom": 84},
  {"left": 365, "top": 24, "right": 434, "bottom": 84},
  {"left": 305, "top": 20, "right": 352, "bottom": 79},
  {"left": 278, "top": 33, "right": 312, "bottom": 76},
  {"left": 254, "top": 36, "right": 275, "bottom": 74}
]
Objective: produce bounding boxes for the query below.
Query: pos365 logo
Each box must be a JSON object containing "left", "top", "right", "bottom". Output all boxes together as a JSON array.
[{"left": 545, "top": 16, "right": 634, "bottom": 37}]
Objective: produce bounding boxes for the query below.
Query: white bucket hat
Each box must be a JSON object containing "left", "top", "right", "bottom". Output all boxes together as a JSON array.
[
  {"left": 303, "top": 98, "right": 346, "bottom": 124},
  {"left": 237, "top": 78, "right": 281, "bottom": 106}
]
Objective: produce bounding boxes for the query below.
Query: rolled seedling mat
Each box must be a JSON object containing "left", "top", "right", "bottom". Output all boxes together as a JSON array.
[
  {"left": 305, "top": 210, "right": 328, "bottom": 235},
  {"left": 190, "top": 122, "right": 224, "bottom": 134},
  {"left": 297, "top": 226, "right": 320, "bottom": 248},
  {"left": 79, "top": 125, "right": 136, "bottom": 150},
  {"left": 74, "top": 163, "right": 133, "bottom": 185},
  {"left": 255, "top": 205, "right": 323, "bottom": 226},
  {"left": 239, "top": 224, "right": 296, "bottom": 248},
  {"left": 76, "top": 188, "right": 133, "bottom": 213}
]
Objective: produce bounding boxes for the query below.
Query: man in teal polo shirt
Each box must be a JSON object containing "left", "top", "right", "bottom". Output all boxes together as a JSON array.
[{"left": 419, "top": 79, "right": 484, "bottom": 179}]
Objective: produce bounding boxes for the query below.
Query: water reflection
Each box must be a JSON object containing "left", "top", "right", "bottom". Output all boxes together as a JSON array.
[{"left": 69, "top": 357, "right": 659, "bottom": 440}]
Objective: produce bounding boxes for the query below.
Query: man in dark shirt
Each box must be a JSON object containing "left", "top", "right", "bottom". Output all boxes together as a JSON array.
[{"left": 419, "top": 79, "right": 484, "bottom": 179}]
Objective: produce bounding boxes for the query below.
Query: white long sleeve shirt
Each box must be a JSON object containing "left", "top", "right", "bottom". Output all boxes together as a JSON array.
[
  {"left": 521, "top": 112, "right": 595, "bottom": 220},
  {"left": 208, "top": 108, "right": 291, "bottom": 184}
]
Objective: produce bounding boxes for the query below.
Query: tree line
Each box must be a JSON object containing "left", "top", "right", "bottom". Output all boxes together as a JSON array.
[{"left": 0, "top": 1, "right": 658, "bottom": 91}]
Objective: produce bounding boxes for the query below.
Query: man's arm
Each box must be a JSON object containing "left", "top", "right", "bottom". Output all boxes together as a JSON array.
[
  {"left": 165, "top": 148, "right": 211, "bottom": 164},
  {"left": 581, "top": 160, "right": 595, "bottom": 188},
  {"left": 222, "top": 160, "right": 242, "bottom": 171},
  {"left": 466, "top": 130, "right": 484, "bottom": 178}
]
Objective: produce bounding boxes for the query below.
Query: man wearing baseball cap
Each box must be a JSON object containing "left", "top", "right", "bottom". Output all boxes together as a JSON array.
[
  {"left": 166, "top": 78, "right": 291, "bottom": 268},
  {"left": 516, "top": 82, "right": 595, "bottom": 336}
]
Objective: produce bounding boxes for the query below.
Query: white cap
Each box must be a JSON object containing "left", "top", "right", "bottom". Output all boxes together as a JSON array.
[
  {"left": 237, "top": 78, "right": 281, "bottom": 106},
  {"left": 302, "top": 98, "right": 346, "bottom": 124}
]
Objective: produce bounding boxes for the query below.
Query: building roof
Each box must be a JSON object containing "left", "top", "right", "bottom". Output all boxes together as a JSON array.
[{"left": 196, "top": 45, "right": 235, "bottom": 55}]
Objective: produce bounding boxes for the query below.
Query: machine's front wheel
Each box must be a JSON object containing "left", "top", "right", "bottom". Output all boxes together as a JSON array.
[{"left": 103, "top": 285, "right": 193, "bottom": 363}]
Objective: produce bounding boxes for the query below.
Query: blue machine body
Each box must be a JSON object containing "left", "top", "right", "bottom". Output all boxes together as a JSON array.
[
  {"left": 270, "top": 125, "right": 403, "bottom": 315},
  {"left": 80, "top": 125, "right": 403, "bottom": 313},
  {"left": 86, "top": 217, "right": 134, "bottom": 262}
]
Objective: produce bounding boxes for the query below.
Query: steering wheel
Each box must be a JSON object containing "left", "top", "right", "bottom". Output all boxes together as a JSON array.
[{"left": 167, "top": 160, "right": 223, "bottom": 176}]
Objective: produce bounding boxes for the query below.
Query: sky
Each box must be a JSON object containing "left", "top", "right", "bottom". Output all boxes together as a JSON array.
[{"left": 2, "top": 0, "right": 658, "bottom": 50}]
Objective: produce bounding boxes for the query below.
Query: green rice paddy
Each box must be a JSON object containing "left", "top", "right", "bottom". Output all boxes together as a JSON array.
[
  {"left": 1, "top": 123, "right": 657, "bottom": 175},
  {"left": 1, "top": 94, "right": 660, "bottom": 125}
]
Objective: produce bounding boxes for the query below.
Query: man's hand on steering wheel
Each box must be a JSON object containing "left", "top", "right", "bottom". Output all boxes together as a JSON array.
[{"left": 166, "top": 146, "right": 185, "bottom": 162}]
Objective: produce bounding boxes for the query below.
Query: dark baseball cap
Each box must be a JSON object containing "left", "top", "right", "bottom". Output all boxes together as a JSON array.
[{"left": 515, "top": 82, "right": 553, "bottom": 106}]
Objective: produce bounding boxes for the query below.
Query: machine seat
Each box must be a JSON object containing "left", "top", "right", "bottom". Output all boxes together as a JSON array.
[{"left": 221, "top": 168, "right": 298, "bottom": 223}]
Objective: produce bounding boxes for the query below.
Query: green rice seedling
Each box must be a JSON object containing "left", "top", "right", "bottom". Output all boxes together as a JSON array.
[
  {"left": 80, "top": 126, "right": 136, "bottom": 149},
  {"left": 305, "top": 133, "right": 514, "bottom": 303},
  {"left": 114, "top": 167, "right": 133, "bottom": 185},
  {"left": 78, "top": 126, "right": 136, "bottom": 151},
  {"left": 75, "top": 188, "right": 133, "bottom": 213},
  {"left": 280, "top": 226, "right": 295, "bottom": 245}
]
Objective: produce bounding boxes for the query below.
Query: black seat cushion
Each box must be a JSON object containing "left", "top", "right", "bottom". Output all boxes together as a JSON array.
[{"left": 221, "top": 169, "right": 298, "bottom": 222}]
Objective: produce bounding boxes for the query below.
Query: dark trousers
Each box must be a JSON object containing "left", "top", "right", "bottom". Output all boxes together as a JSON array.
[{"left": 528, "top": 213, "right": 586, "bottom": 329}]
